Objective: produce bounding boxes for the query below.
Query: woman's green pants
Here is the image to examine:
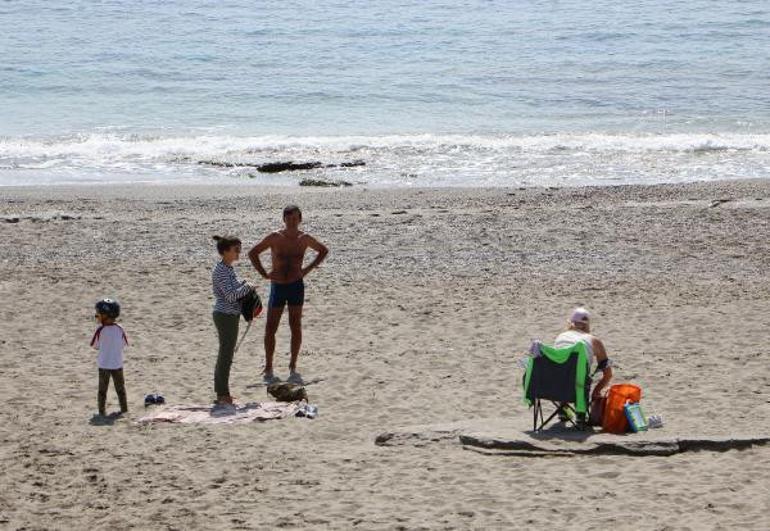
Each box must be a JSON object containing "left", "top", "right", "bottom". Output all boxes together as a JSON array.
[{"left": 213, "top": 311, "right": 240, "bottom": 397}]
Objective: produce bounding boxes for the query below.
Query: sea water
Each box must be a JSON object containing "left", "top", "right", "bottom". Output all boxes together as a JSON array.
[{"left": 1, "top": 0, "right": 768, "bottom": 187}]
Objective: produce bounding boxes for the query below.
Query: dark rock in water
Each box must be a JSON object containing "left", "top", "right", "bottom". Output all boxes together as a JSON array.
[
  {"left": 258, "top": 161, "right": 323, "bottom": 173},
  {"left": 339, "top": 160, "right": 366, "bottom": 168},
  {"left": 299, "top": 179, "right": 353, "bottom": 187},
  {"left": 198, "top": 159, "right": 365, "bottom": 173},
  {"left": 198, "top": 160, "right": 258, "bottom": 168},
  {"left": 267, "top": 382, "right": 308, "bottom": 402},
  {"left": 299, "top": 179, "right": 332, "bottom": 187}
]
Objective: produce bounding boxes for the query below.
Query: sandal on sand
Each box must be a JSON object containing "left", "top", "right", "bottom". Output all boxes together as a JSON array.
[
  {"left": 262, "top": 371, "right": 280, "bottom": 385},
  {"left": 287, "top": 371, "right": 304, "bottom": 385}
]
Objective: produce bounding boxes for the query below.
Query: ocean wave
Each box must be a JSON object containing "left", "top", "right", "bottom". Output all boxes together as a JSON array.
[
  {"left": 1, "top": 131, "right": 769, "bottom": 165},
  {"left": 1, "top": 131, "right": 769, "bottom": 187}
]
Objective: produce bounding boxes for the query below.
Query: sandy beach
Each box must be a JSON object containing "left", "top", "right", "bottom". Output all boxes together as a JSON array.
[{"left": 1, "top": 179, "right": 769, "bottom": 529}]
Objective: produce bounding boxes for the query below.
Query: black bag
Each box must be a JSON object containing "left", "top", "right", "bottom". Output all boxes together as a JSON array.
[
  {"left": 267, "top": 382, "right": 308, "bottom": 402},
  {"left": 239, "top": 290, "right": 263, "bottom": 322}
]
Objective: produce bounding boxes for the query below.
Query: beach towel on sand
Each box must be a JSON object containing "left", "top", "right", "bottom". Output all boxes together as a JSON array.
[{"left": 137, "top": 401, "right": 301, "bottom": 425}]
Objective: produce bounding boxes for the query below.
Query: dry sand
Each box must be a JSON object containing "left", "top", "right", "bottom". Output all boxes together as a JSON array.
[{"left": 1, "top": 179, "right": 769, "bottom": 530}]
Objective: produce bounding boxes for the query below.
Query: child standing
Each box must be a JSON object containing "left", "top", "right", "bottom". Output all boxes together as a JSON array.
[{"left": 91, "top": 298, "right": 129, "bottom": 416}]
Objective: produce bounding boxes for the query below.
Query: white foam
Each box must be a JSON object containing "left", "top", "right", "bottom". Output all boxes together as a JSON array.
[{"left": 1, "top": 131, "right": 769, "bottom": 187}]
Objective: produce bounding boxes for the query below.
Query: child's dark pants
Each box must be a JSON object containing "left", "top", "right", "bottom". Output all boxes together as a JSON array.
[{"left": 98, "top": 368, "right": 128, "bottom": 415}]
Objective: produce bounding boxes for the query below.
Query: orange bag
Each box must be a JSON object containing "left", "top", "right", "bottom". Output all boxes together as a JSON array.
[{"left": 602, "top": 384, "right": 642, "bottom": 434}]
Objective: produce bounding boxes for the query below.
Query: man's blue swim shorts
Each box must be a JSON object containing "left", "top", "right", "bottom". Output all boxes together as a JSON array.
[{"left": 269, "top": 279, "right": 305, "bottom": 308}]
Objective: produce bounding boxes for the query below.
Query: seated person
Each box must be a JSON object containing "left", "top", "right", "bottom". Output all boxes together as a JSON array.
[{"left": 553, "top": 307, "right": 613, "bottom": 405}]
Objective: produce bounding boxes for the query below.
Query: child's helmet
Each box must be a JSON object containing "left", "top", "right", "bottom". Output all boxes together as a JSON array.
[{"left": 95, "top": 298, "right": 121, "bottom": 319}]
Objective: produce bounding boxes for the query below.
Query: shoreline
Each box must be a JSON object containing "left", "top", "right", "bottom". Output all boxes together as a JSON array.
[{"left": 2, "top": 175, "right": 769, "bottom": 198}]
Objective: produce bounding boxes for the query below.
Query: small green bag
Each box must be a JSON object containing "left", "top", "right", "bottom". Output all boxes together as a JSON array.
[{"left": 624, "top": 403, "right": 648, "bottom": 432}]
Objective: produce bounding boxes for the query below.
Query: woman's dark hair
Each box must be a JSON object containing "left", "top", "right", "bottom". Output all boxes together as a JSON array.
[{"left": 212, "top": 235, "right": 242, "bottom": 255}]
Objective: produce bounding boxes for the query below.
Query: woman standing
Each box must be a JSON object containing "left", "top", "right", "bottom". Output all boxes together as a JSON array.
[{"left": 211, "top": 235, "right": 253, "bottom": 405}]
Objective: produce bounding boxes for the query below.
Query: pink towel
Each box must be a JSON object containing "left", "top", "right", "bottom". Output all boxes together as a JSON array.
[{"left": 137, "top": 401, "right": 301, "bottom": 425}]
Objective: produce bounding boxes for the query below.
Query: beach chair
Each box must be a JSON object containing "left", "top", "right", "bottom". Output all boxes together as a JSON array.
[{"left": 522, "top": 342, "right": 591, "bottom": 432}]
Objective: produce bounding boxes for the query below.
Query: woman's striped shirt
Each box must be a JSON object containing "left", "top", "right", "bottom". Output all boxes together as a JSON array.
[{"left": 212, "top": 261, "right": 250, "bottom": 315}]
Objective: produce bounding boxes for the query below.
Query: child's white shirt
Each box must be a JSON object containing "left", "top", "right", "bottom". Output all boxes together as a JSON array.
[{"left": 91, "top": 324, "right": 128, "bottom": 369}]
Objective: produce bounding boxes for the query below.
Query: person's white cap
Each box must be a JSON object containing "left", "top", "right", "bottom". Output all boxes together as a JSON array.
[{"left": 569, "top": 307, "right": 591, "bottom": 324}]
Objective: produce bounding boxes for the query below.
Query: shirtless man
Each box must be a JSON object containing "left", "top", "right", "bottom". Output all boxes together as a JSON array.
[{"left": 248, "top": 205, "right": 328, "bottom": 384}]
